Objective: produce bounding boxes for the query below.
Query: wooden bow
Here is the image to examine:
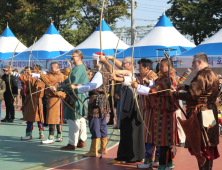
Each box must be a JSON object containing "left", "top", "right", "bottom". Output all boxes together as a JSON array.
[
  {"left": 131, "top": 33, "right": 150, "bottom": 135},
  {"left": 164, "top": 52, "right": 187, "bottom": 119},
  {"left": 30, "top": 56, "right": 86, "bottom": 120},
  {"left": 28, "top": 37, "right": 37, "bottom": 113},
  {"left": 9, "top": 38, "right": 22, "bottom": 101},
  {"left": 100, "top": 0, "right": 109, "bottom": 109},
  {"left": 111, "top": 29, "right": 124, "bottom": 129}
]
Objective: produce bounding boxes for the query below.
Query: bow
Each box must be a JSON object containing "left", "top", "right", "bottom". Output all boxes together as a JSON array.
[
  {"left": 111, "top": 29, "right": 124, "bottom": 129},
  {"left": 131, "top": 33, "right": 151, "bottom": 135},
  {"left": 100, "top": 0, "right": 109, "bottom": 109},
  {"left": 164, "top": 52, "right": 187, "bottom": 119},
  {"left": 65, "top": 58, "right": 88, "bottom": 116},
  {"left": 28, "top": 37, "right": 37, "bottom": 112},
  {"left": 9, "top": 38, "right": 22, "bottom": 101},
  {"left": 30, "top": 56, "right": 86, "bottom": 120}
]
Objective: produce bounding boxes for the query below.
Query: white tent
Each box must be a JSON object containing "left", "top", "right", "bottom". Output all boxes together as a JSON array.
[
  {"left": 9, "top": 23, "right": 74, "bottom": 61},
  {"left": 116, "top": 13, "right": 195, "bottom": 59},
  {"left": 53, "top": 19, "right": 129, "bottom": 60},
  {"left": 0, "top": 26, "right": 27, "bottom": 60}
]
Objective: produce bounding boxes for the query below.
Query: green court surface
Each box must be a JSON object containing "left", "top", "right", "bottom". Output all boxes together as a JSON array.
[{"left": 0, "top": 111, "right": 120, "bottom": 170}]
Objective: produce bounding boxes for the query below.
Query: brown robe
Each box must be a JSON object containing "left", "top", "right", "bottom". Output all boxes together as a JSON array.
[
  {"left": 41, "top": 70, "right": 65, "bottom": 124},
  {"left": 173, "top": 66, "right": 220, "bottom": 148},
  {"left": 20, "top": 74, "right": 45, "bottom": 123}
]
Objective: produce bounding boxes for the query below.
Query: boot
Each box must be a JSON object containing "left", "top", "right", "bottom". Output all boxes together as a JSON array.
[
  {"left": 198, "top": 158, "right": 210, "bottom": 170},
  {"left": 178, "top": 110, "right": 206, "bottom": 166},
  {"left": 98, "top": 137, "right": 107, "bottom": 154},
  {"left": 83, "top": 138, "right": 100, "bottom": 157}
]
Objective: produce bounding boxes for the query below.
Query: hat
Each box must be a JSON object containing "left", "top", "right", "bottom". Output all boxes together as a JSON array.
[
  {"left": 92, "top": 52, "right": 106, "bottom": 64},
  {"left": 3, "top": 65, "right": 10, "bottom": 70}
]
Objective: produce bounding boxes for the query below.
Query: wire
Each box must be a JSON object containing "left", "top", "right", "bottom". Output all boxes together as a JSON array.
[
  {"left": 137, "top": 2, "right": 170, "bottom": 8},
  {"left": 137, "top": 6, "right": 164, "bottom": 11}
]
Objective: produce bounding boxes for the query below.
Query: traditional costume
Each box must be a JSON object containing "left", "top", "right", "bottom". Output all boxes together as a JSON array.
[
  {"left": 173, "top": 66, "right": 220, "bottom": 170},
  {"left": 135, "top": 70, "right": 160, "bottom": 168},
  {"left": 41, "top": 70, "right": 65, "bottom": 144},
  {"left": 16, "top": 73, "right": 45, "bottom": 140},
  {"left": 57, "top": 64, "right": 88, "bottom": 150},
  {"left": 82, "top": 52, "right": 110, "bottom": 157},
  {"left": 137, "top": 68, "right": 179, "bottom": 169},
  {"left": 109, "top": 70, "right": 145, "bottom": 163}
]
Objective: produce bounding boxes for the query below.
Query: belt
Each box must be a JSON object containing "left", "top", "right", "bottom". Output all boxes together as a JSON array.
[{"left": 187, "top": 102, "right": 215, "bottom": 109}]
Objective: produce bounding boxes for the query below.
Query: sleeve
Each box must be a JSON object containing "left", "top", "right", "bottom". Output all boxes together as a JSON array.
[
  {"left": 173, "top": 74, "right": 206, "bottom": 101},
  {"left": 57, "top": 67, "right": 82, "bottom": 91},
  {"left": 77, "top": 72, "right": 103, "bottom": 93},
  {"left": 123, "top": 73, "right": 134, "bottom": 86},
  {"left": 136, "top": 81, "right": 155, "bottom": 96},
  {"left": 0, "top": 81, "right": 6, "bottom": 94}
]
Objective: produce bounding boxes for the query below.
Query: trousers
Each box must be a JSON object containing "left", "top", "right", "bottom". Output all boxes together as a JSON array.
[
  {"left": 67, "top": 118, "right": 87, "bottom": 146},
  {"left": 89, "top": 116, "right": 108, "bottom": 139}
]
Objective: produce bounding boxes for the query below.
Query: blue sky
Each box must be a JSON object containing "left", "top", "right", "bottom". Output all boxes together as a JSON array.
[{"left": 116, "top": 0, "right": 171, "bottom": 28}]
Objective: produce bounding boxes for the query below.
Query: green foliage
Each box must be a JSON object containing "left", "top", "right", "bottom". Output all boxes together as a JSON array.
[
  {"left": 0, "top": 0, "right": 131, "bottom": 46},
  {"left": 166, "top": 0, "right": 222, "bottom": 45}
]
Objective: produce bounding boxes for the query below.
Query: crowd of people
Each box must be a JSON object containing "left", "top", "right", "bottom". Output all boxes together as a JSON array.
[{"left": 0, "top": 50, "right": 220, "bottom": 170}]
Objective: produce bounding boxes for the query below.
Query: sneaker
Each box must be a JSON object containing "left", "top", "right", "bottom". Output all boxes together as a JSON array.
[
  {"left": 156, "top": 165, "right": 168, "bottom": 170},
  {"left": 54, "top": 137, "right": 63, "bottom": 142},
  {"left": 39, "top": 135, "right": 44, "bottom": 139},
  {"left": 1, "top": 118, "right": 8, "bottom": 122},
  {"left": 167, "top": 162, "right": 175, "bottom": 168},
  {"left": 137, "top": 162, "right": 152, "bottom": 169},
  {"left": 41, "top": 139, "right": 55, "bottom": 144},
  {"left": 152, "top": 162, "right": 159, "bottom": 167},
  {"left": 21, "top": 136, "right": 32, "bottom": 140}
]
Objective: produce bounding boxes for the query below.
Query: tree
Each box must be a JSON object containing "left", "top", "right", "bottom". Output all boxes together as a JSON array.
[
  {"left": 166, "top": 0, "right": 222, "bottom": 45},
  {"left": 0, "top": 0, "right": 132, "bottom": 46}
]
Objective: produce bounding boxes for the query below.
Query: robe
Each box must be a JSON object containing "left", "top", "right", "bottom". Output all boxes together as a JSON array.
[{"left": 20, "top": 74, "right": 45, "bottom": 122}]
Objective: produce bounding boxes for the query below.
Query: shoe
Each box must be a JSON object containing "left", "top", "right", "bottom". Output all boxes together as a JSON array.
[
  {"left": 20, "top": 121, "right": 27, "bottom": 124},
  {"left": 137, "top": 162, "right": 152, "bottom": 168},
  {"left": 107, "top": 121, "right": 114, "bottom": 125},
  {"left": 1, "top": 118, "right": 8, "bottom": 122},
  {"left": 21, "top": 136, "right": 32, "bottom": 140},
  {"left": 77, "top": 139, "right": 86, "bottom": 148},
  {"left": 83, "top": 138, "right": 100, "bottom": 157},
  {"left": 152, "top": 162, "right": 159, "bottom": 167},
  {"left": 8, "top": 119, "right": 14, "bottom": 122},
  {"left": 54, "top": 137, "right": 63, "bottom": 142},
  {"left": 60, "top": 144, "right": 77, "bottom": 150},
  {"left": 39, "top": 135, "right": 44, "bottom": 139},
  {"left": 41, "top": 139, "right": 55, "bottom": 144},
  {"left": 167, "top": 162, "right": 175, "bottom": 168},
  {"left": 178, "top": 143, "right": 185, "bottom": 147},
  {"left": 98, "top": 137, "right": 107, "bottom": 154},
  {"left": 107, "top": 159, "right": 126, "bottom": 164},
  {"left": 156, "top": 165, "right": 168, "bottom": 170}
]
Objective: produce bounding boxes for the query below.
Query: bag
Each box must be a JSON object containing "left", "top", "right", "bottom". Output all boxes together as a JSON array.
[
  {"left": 201, "top": 110, "right": 216, "bottom": 128},
  {"left": 90, "top": 94, "right": 103, "bottom": 107}
]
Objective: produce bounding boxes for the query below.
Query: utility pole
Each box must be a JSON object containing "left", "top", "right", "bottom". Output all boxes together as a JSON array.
[{"left": 131, "top": 0, "right": 135, "bottom": 45}]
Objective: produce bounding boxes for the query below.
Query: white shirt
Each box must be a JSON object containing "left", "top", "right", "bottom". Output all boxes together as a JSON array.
[
  {"left": 136, "top": 81, "right": 155, "bottom": 96},
  {"left": 77, "top": 72, "right": 103, "bottom": 93}
]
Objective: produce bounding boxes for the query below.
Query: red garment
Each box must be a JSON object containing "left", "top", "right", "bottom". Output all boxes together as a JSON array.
[{"left": 188, "top": 146, "right": 220, "bottom": 160}]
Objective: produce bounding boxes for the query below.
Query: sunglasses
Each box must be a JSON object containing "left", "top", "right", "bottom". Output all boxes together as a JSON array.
[{"left": 3, "top": 70, "right": 8, "bottom": 72}]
